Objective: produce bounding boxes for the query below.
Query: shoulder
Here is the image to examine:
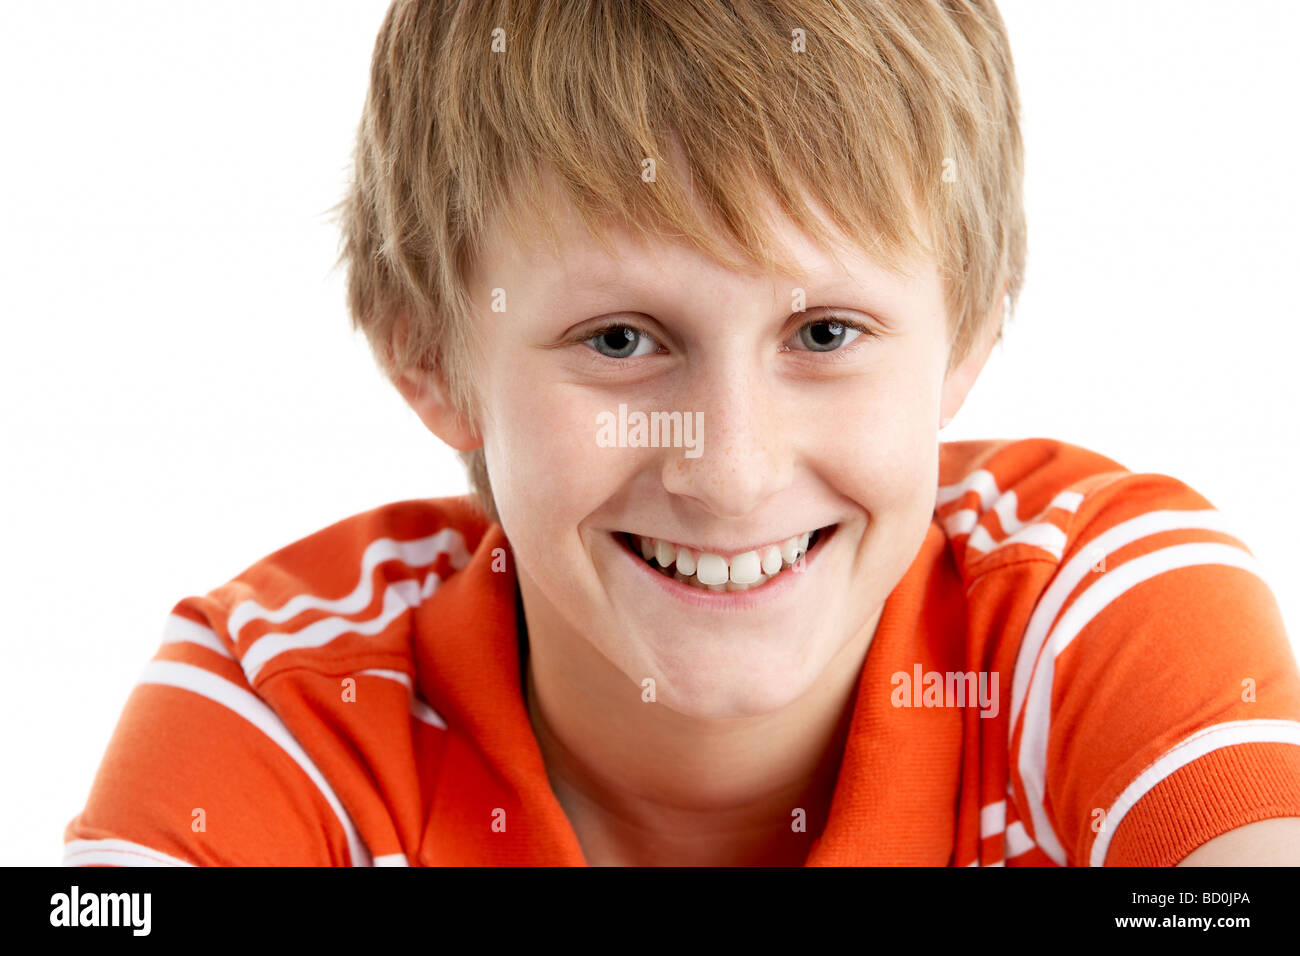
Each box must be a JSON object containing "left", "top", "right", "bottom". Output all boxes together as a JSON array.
[
  {"left": 934, "top": 436, "right": 1263, "bottom": 650},
  {"left": 184, "top": 494, "right": 491, "bottom": 685},
  {"left": 63, "top": 494, "right": 495, "bottom": 866},
  {"left": 936, "top": 435, "right": 1228, "bottom": 582},
  {"left": 937, "top": 439, "right": 1300, "bottom": 867}
]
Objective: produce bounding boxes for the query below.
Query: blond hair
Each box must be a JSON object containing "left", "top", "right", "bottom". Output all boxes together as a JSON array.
[{"left": 329, "top": 0, "right": 1026, "bottom": 523}]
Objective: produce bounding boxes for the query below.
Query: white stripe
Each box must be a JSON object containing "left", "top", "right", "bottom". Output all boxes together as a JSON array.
[
  {"left": 137, "top": 660, "right": 373, "bottom": 867},
  {"left": 991, "top": 491, "right": 1022, "bottom": 532},
  {"left": 63, "top": 838, "right": 193, "bottom": 867},
  {"left": 411, "top": 697, "right": 448, "bottom": 730},
  {"left": 372, "top": 853, "right": 410, "bottom": 866},
  {"left": 357, "top": 667, "right": 412, "bottom": 688},
  {"left": 1004, "top": 820, "right": 1035, "bottom": 858},
  {"left": 231, "top": 530, "right": 471, "bottom": 683},
  {"left": 980, "top": 800, "right": 1007, "bottom": 839},
  {"left": 228, "top": 529, "right": 470, "bottom": 644},
  {"left": 941, "top": 508, "right": 980, "bottom": 538},
  {"left": 1090, "top": 719, "right": 1300, "bottom": 867},
  {"left": 1017, "top": 538, "right": 1260, "bottom": 864},
  {"left": 972, "top": 796, "right": 1022, "bottom": 864},
  {"left": 938, "top": 475, "right": 1082, "bottom": 559},
  {"left": 1010, "top": 509, "right": 1235, "bottom": 737},
  {"left": 162, "top": 614, "right": 232, "bottom": 658},
  {"left": 936, "top": 468, "right": 1000, "bottom": 509},
  {"left": 1050, "top": 490, "right": 1085, "bottom": 516},
  {"left": 355, "top": 668, "right": 448, "bottom": 729},
  {"left": 968, "top": 520, "right": 1067, "bottom": 561},
  {"left": 965, "top": 490, "right": 1081, "bottom": 560},
  {"left": 242, "top": 573, "right": 442, "bottom": 684}
]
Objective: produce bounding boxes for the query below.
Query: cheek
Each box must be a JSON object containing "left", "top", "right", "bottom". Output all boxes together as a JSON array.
[
  {"left": 479, "top": 368, "right": 631, "bottom": 541},
  {"left": 801, "top": 361, "right": 943, "bottom": 508}
]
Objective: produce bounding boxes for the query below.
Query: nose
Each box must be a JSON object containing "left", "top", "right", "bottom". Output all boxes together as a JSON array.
[{"left": 660, "top": 358, "right": 794, "bottom": 519}]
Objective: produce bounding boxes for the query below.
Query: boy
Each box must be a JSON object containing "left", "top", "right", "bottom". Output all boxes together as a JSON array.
[{"left": 64, "top": 0, "right": 1300, "bottom": 866}]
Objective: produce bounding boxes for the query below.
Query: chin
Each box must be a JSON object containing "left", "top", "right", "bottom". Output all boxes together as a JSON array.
[
  {"left": 610, "top": 616, "right": 847, "bottom": 720},
  {"left": 648, "top": 671, "right": 822, "bottom": 720}
]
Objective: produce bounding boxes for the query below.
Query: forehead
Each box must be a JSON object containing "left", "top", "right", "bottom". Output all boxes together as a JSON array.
[{"left": 476, "top": 167, "right": 934, "bottom": 304}]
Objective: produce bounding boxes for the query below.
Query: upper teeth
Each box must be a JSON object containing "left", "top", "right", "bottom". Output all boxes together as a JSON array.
[{"left": 633, "top": 530, "right": 814, "bottom": 586}]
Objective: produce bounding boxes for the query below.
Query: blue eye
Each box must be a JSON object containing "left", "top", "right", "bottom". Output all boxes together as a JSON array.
[
  {"left": 792, "top": 319, "right": 863, "bottom": 352},
  {"left": 585, "top": 325, "right": 660, "bottom": 359}
]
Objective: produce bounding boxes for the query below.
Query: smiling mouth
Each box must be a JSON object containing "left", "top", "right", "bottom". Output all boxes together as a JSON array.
[{"left": 617, "top": 525, "right": 835, "bottom": 593}]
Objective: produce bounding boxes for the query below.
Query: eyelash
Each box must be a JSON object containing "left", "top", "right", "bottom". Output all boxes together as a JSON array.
[
  {"left": 580, "top": 315, "right": 877, "bottom": 367},
  {"left": 781, "top": 314, "right": 879, "bottom": 364},
  {"left": 583, "top": 323, "right": 665, "bottom": 359}
]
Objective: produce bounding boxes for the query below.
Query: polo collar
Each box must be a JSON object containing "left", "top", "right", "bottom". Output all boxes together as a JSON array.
[{"left": 414, "top": 519, "right": 960, "bottom": 865}]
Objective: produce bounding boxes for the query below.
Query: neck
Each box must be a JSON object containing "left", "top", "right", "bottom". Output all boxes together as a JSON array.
[{"left": 518, "top": 578, "right": 877, "bottom": 866}]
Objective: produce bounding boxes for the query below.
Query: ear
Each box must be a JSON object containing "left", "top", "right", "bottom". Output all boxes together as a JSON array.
[
  {"left": 939, "top": 284, "right": 1006, "bottom": 429},
  {"left": 391, "top": 367, "right": 483, "bottom": 451},
  {"left": 387, "top": 311, "right": 483, "bottom": 451}
]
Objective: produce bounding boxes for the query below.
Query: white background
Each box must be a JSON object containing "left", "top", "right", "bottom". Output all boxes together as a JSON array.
[{"left": 1, "top": 0, "right": 1297, "bottom": 865}]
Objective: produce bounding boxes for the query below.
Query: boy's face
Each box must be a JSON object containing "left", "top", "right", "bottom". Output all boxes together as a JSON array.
[{"left": 431, "top": 177, "right": 996, "bottom": 720}]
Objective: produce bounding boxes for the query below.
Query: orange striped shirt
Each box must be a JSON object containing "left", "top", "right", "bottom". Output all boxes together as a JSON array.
[{"left": 63, "top": 437, "right": 1300, "bottom": 866}]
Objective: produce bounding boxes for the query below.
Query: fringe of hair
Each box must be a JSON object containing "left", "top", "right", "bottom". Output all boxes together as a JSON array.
[{"left": 326, "top": 0, "right": 1026, "bottom": 523}]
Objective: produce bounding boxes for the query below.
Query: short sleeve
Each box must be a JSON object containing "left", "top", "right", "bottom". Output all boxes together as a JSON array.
[
  {"left": 1007, "top": 471, "right": 1300, "bottom": 866},
  {"left": 62, "top": 603, "right": 364, "bottom": 866}
]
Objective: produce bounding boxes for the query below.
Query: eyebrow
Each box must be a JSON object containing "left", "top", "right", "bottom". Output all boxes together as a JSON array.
[
  {"left": 529, "top": 260, "right": 666, "bottom": 308},
  {"left": 535, "top": 258, "right": 901, "bottom": 300},
  {"left": 519, "top": 232, "right": 913, "bottom": 322}
]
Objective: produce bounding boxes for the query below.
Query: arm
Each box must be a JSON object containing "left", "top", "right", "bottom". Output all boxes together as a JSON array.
[
  {"left": 1008, "top": 472, "right": 1300, "bottom": 867},
  {"left": 63, "top": 609, "right": 357, "bottom": 866},
  {"left": 1176, "top": 816, "right": 1300, "bottom": 866}
]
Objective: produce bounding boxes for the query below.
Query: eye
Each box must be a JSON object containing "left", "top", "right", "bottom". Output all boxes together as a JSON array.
[
  {"left": 788, "top": 317, "right": 865, "bottom": 352},
  {"left": 583, "top": 324, "right": 661, "bottom": 359}
]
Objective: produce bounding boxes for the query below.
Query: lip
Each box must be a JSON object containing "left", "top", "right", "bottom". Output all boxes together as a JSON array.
[
  {"left": 619, "top": 528, "right": 827, "bottom": 561},
  {"left": 609, "top": 524, "right": 836, "bottom": 611}
]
